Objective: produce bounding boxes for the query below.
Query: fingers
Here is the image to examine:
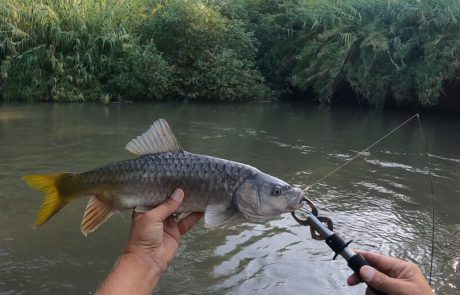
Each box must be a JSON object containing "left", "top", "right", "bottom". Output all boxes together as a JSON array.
[
  {"left": 177, "top": 212, "right": 204, "bottom": 235},
  {"left": 354, "top": 250, "right": 405, "bottom": 275},
  {"left": 130, "top": 188, "right": 202, "bottom": 236},
  {"left": 359, "top": 265, "right": 403, "bottom": 294},
  {"left": 347, "top": 273, "right": 360, "bottom": 286},
  {"left": 146, "top": 189, "right": 184, "bottom": 221}
]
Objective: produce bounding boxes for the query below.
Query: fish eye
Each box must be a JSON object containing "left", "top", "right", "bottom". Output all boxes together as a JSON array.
[{"left": 272, "top": 187, "right": 282, "bottom": 196}]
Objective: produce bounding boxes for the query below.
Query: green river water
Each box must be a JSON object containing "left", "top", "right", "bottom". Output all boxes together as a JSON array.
[{"left": 0, "top": 103, "right": 459, "bottom": 294}]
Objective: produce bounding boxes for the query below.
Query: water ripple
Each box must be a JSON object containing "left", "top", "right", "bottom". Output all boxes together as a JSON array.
[
  {"left": 269, "top": 141, "right": 313, "bottom": 154},
  {"left": 364, "top": 158, "right": 448, "bottom": 179}
]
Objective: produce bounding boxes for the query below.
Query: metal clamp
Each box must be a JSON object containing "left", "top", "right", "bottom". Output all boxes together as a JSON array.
[{"left": 291, "top": 197, "right": 334, "bottom": 240}]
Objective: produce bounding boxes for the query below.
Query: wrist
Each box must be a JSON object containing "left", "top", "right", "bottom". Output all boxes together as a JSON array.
[
  {"left": 121, "top": 251, "right": 163, "bottom": 284},
  {"left": 96, "top": 251, "right": 163, "bottom": 295},
  {"left": 124, "top": 244, "right": 166, "bottom": 274}
]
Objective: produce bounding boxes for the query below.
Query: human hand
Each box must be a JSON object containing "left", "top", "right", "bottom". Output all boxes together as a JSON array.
[
  {"left": 124, "top": 188, "right": 204, "bottom": 273},
  {"left": 347, "top": 250, "right": 433, "bottom": 295}
]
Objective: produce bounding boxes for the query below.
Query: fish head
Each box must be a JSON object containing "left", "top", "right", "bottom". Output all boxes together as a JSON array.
[{"left": 235, "top": 172, "right": 304, "bottom": 221}]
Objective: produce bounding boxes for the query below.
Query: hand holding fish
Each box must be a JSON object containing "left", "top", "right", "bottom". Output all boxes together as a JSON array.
[
  {"left": 96, "top": 189, "right": 203, "bottom": 295},
  {"left": 347, "top": 251, "right": 433, "bottom": 295},
  {"left": 125, "top": 188, "right": 203, "bottom": 273}
]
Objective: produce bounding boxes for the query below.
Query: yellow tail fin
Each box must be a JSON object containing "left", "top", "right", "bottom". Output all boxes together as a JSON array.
[{"left": 23, "top": 174, "right": 68, "bottom": 227}]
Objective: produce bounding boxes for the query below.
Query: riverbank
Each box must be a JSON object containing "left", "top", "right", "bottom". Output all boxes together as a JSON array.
[{"left": 1, "top": 0, "right": 459, "bottom": 108}]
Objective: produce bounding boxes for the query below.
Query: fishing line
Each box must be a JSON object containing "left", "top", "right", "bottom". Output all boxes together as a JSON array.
[
  {"left": 307, "top": 113, "right": 419, "bottom": 189},
  {"left": 416, "top": 114, "right": 436, "bottom": 285},
  {"left": 304, "top": 113, "right": 436, "bottom": 285}
]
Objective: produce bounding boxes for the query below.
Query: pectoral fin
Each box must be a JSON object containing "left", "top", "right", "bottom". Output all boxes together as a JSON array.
[
  {"left": 81, "top": 196, "right": 114, "bottom": 236},
  {"left": 204, "top": 203, "right": 236, "bottom": 228},
  {"left": 134, "top": 205, "right": 154, "bottom": 212},
  {"left": 174, "top": 212, "right": 191, "bottom": 222}
]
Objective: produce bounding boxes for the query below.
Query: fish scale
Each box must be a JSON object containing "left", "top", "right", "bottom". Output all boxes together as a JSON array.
[{"left": 68, "top": 151, "right": 256, "bottom": 213}]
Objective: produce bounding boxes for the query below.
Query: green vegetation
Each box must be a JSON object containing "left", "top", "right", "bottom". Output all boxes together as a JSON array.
[
  {"left": 290, "top": 0, "right": 460, "bottom": 107},
  {"left": 1, "top": 0, "right": 459, "bottom": 107}
]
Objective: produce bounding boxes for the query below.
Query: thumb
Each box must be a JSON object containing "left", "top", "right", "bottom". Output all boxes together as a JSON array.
[
  {"left": 147, "top": 189, "right": 184, "bottom": 220},
  {"left": 360, "top": 265, "right": 403, "bottom": 294}
]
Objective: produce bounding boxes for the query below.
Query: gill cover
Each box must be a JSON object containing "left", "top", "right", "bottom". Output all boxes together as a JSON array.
[
  {"left": 235, "top": 172, "right": 297, "bottom": 221},
  {"left": 235, "top": 176, "right": 267, "bottom": 221}
]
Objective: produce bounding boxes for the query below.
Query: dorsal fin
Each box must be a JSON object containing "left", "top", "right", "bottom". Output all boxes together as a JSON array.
[{"left": 125, "top": 119, "right": 181, "bottom": 156}]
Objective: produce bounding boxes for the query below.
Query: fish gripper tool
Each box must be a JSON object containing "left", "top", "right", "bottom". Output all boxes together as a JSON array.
[
  {"left": 291, "top": 197, "right": 333, "bottom": 240},
  {"left": 291, "top": 198, "right": 386, "bottom": 295}
]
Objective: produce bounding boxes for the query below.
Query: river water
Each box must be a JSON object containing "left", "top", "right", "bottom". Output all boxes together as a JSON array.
[{"left": 0, "top": 103, "right": 458, "bottom": 294}]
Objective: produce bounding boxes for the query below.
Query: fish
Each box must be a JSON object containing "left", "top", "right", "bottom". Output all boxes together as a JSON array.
[{"left": 23, "top": 119, "right": 305, "bottom": 236}]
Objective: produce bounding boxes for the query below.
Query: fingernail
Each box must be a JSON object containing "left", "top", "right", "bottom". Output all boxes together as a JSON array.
[
  {"left": 361, "top": 266, "right": 375, "bottom": 281},
  {"left": 171, "top": 189, "right": 183, "bottom": 202}
]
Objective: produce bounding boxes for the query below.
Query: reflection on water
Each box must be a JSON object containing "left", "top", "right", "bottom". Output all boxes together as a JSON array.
[{"left": 0, "top": 103, "right": 459, "bottom": 294}]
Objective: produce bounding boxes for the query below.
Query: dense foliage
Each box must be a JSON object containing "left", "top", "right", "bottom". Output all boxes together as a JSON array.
[
  {"left": 0, "top": 0, "right": 268, "bottom": 102},
  {"left": 290, "top": 0, "right": 460, "bottom": 106},
  {"left": 0, "top": 0, "right": 459, "bottom": 106}
]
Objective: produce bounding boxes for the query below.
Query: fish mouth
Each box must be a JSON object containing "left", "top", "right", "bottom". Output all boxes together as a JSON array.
[{"left": 287, "top": 189, "right": 305, "bottom": 211}]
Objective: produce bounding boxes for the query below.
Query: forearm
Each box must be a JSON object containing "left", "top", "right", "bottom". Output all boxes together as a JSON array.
[{"left": 96, "top": 252, "right": 162, "bottom": 295}]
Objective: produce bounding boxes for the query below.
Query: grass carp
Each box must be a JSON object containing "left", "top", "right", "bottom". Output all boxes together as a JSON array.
[{"left": 23, "top": 119, "right": 304, "bottom": 236}]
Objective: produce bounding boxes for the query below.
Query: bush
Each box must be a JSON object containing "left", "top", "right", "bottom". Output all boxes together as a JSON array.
[
  {"left": 141, "top": 0, "right": 268, "bottom": 100},
  {"left": 0, "top": 0, "right": 144, "bottom": 101},
  {"left": 291, "top": 0, "right": 460, "bottom": 106},
  {"left": 107, "top": 43, "right": 172, "bottom": 101},
  {"left": 178, "top": 48, "right": 269, "bottom": 101}
]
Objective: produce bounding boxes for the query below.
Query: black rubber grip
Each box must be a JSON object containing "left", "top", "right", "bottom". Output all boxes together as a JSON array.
[
  {"left": 348, "top": 253, "right": 370, "bottom": 274},
  {"left": 348, "top": 254, "right": 387, "bottom": 295},
  {"left": 325, "top": 234, "right": 346, "bottom": 258}
]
